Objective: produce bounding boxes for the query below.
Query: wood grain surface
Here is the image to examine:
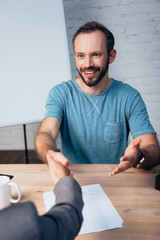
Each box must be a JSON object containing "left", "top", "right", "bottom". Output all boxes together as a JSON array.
[{"left": 0, "top": 164, "right": 160, "bottom": 240}]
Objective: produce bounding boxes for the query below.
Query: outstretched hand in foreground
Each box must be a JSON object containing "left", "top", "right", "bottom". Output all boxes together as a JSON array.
[{"left": 109, "top": 137, "right": 141, "bottom": 176}]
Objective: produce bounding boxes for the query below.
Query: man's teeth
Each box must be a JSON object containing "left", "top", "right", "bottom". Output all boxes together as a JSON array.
[{"left": 85, "top": 71, "right": 94, "bottom": 74}]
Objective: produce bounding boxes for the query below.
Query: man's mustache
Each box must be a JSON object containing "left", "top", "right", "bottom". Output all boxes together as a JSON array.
[{"left": 80, "top": 66, "right": 100, "bottom": 72}]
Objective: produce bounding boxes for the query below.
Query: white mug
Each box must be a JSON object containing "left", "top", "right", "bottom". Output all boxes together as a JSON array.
[{"left": 0, "top": 176, "right": 21, "bottom": 210}]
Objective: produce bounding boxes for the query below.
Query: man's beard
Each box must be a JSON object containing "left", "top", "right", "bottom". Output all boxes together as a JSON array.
[{"left": 77, "top": 60, "right": 109, "bottom": 87}]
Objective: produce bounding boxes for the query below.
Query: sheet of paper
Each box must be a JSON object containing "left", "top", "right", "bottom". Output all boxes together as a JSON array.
[{"left": 43, "top": 184, "right": 123, "bottom": 235}]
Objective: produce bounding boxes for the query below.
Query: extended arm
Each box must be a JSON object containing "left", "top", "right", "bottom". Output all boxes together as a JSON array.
[
  {"left": 0, "top": 161, "right": 83, "bottom": 240},
  {"left": 35, "top": 117, "right": 72, "bottom": 172},
  {"left": 40, "top": 177, "right": 84, "bottom": 240},
  {"left": 41, "top": 158, "right": 83, "bottom": 240},
  {"left": 35, "top": 117, "right": 60, "bottom": 162},
  {"left": 109, "top": 133, "right": 160, "bottom": 176}
]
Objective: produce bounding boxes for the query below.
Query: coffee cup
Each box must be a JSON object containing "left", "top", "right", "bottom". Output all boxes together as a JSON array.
[{"left": 0, "top": 175, "right": 21, "bottom": 210}]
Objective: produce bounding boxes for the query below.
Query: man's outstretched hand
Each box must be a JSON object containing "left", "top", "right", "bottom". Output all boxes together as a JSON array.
[
  {"left": 109, "top": 137, "right": 141, "bottom": 176},
  {"left": 46, "top": 152, "right": 72, "bottom": 184}
]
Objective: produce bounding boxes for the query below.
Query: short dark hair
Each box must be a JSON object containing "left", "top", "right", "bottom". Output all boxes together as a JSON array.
[{"left": 72, "top": 21, "right": 115, "bottom": 54}]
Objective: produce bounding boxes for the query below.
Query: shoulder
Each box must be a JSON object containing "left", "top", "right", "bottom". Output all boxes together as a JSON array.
[
  {"left": 113, "top": 79, "right": 140, "bottom": 98},
  {"left": 114, "top": 79, "right": 138, "bottom": 92},
  {"left": 48, "top": 79, "right": 75, "bottom": 100},
  {"left": 50, "top": 79, "right": 75, "bottom": 93}
]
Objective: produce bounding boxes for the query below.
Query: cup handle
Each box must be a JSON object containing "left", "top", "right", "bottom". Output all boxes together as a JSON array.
[{"left": 9, "top": 182, "right": 21, "bottom": 203}]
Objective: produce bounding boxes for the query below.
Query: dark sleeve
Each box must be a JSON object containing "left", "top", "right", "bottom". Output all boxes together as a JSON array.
[
  {"left": 0, "top": 202, "right": 41, "bottom": 240},
  {"left": 39, "top": 176, "right": 84, "bottom": 240},
  {"left": 0, "top": 177, "right": 83, "bottom": 240}
]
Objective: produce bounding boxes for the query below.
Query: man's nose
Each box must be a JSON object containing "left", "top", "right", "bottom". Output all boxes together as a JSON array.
[{"left": 84, "top": 56, "right": 93, "bottom": 68}]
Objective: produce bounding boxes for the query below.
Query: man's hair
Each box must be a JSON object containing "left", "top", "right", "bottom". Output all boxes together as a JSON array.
[{"left": 72, "top": 21, "right": 115, "bottom": 54}]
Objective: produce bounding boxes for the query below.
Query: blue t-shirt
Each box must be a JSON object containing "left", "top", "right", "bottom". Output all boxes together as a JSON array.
[{"left": 44, "top": 79, "right": 155, "bottom": 164}]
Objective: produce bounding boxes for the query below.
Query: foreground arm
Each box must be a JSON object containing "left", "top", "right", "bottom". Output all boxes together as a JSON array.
[
  {"left": 0, "top": 161, "right": 83, "bottom": 240},
  {"left": 109, "top": 133, "right": 160, "bottom": 176},
  {"left": 40, "top": 159, "right": 83, "bottom": 239},
  {"left": 35, "top": 117, "right": 72, "bottom": 173},
  {"left": 40, "top": 177, "right": 84, "bottom": 240}
]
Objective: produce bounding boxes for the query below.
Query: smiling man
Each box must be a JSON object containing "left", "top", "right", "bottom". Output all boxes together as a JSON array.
[
  {"left": 35, "top": 21, "right": 160, "bottom": 176},
  {"left": 74, "top": 30, "right": 112, "bottom": 89}
]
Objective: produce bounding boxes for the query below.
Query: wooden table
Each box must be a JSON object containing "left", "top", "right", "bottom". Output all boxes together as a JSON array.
[{"left": 1, "top": 164, "right": 160, "bottom": 240}]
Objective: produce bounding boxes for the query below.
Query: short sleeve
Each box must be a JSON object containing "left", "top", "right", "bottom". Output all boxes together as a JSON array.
[
  {"left": 43, "top": 86, "right": 64, "bottom": 123},
  {"left": 128, "top": 92, "right": 156, "bottom": 138}
]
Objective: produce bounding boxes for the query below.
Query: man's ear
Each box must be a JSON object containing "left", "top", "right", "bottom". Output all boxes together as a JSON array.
[{"left": 109, "top": 49, "right": 117, "bottom": 64}]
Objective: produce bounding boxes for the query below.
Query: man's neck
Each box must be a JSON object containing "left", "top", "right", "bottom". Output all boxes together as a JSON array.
[{"left": 75, "top": 76, "right": 112, "bottom": 95}]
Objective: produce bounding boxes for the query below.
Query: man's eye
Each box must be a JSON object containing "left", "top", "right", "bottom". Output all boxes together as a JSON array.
[
  {"left": 94, "top": 53, "right": 100, "bottom": 57},
  {"left": 77, "top": 54, "right": 83, "bottom": 58}
]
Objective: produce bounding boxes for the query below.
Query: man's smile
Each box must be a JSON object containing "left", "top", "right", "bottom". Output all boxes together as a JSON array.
[{"left": 82, "top": 67, "right": 100, "bottom": 77}]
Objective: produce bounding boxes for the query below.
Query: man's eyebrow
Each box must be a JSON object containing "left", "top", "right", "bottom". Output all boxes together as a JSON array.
[
  {"left": 93, "top": 51, "right": 103, "bottom": 54},
  {"left": 75, "top": 51, "right": 102, "bottom": 54},
  {"left": 75, "top": 51, "right": 84, "bottom": 55}
]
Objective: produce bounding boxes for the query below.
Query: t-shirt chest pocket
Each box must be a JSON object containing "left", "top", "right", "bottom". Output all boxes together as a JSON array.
[{"left": 104, "top": 121, "right": 124, "bottom": 143}]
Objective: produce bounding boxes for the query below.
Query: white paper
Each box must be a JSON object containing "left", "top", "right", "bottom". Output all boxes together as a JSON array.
[{"left": 43, "top": 184, "right": 123, "bottom": 235}]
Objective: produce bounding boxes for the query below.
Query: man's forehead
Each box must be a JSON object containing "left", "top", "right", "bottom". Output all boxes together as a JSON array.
[{"left": 74, "top": 30, "right": 107, "bottom": 52}]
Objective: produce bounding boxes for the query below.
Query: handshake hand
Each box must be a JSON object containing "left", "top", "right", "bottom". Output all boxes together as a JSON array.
[{"left": 46, "top": 151, "right": 72, "bottom": 184}]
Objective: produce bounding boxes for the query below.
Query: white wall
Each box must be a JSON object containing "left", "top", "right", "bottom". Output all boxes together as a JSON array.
[
  {"left": 0, "top": 0, "right": 160, "bottom": 150},
  {"left": 0, "top": 0, "right": 71, "bottom": 127}
]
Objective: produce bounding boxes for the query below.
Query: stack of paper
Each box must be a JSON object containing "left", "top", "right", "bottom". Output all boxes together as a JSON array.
[{"left": 43, "top": 184, "right": 123, "bottom": 235}]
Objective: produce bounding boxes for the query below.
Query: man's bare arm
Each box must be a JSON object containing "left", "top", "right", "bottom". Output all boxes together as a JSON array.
[
  {"left": 109, "top": 133, "right": 160, "bottom": 176},
  {"left": 35, "top": 117, "right": 60, "bottom": 162},
  {"left": 35, "top": 117, "right": 72, "bottom": 170},
  {"left": 137, "top": 134, "right": 160, "bottom": 169}
]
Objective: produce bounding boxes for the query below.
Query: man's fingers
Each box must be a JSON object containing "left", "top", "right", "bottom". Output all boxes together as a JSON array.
[
  {"left": 120, "top": 156, "right": 127, "bottom": 162},
  {"left": 46, "top": 152, "right": 72, "bottom": 170},
  {"left": 109, "top": 167, "right": 120, "bottom": 176},
  {"left": 56, "top": 152, "right": 72, "bottom": 169},
  {"left": 109, "top": 161, "right": 131, "bottom": 176},
  {"left": 46, "top": 154, "right": 53, "bottom": 163},
  {"left": 47, "top": 156, "right": 71, "bottom": 184},
  {"left": 132, "top": 137, "right": 141, "bottom": 148},
  {"left": 109, "top": 137, "right": 143, "bottom": 176}
]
